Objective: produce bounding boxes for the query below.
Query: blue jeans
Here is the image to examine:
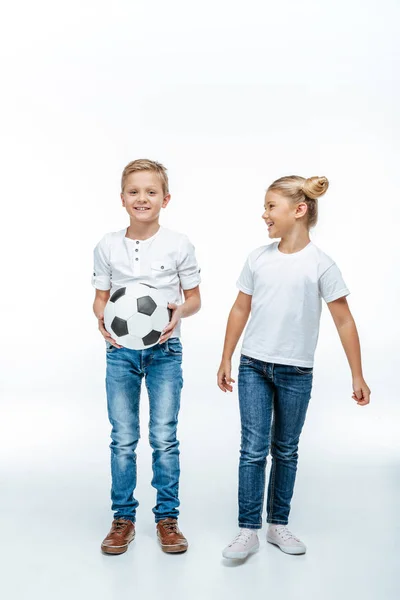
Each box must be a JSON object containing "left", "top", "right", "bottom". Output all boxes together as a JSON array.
[
  {"left": 105, "top": 337, "right": 183, "bottom": 523},
  {"left": 238, "top": 355, "right": 313, "bottom": 528}
]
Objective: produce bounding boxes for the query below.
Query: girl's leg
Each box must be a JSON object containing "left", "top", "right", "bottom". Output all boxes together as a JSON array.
[
  {"left": 266, "top": 364, "right": 313, "bottom": 525},
  {"left": 238, "top": 355, "right": 274, "bottom": 529}
]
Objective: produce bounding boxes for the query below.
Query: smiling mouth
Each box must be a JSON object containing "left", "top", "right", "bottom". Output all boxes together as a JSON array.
[
  {"left": 134, "top": 207, "right": 150, "bottom": 211},
  {"left": 267, "top": 222, "right": 274, "bottom": 229}
]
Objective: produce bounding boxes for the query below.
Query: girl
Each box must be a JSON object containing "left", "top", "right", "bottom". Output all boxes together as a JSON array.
[{"left": 217, "top": 175, "right": 370, "bottom": 558}]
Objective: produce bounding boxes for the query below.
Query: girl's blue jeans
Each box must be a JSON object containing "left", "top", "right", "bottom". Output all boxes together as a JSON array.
[{"left": 238, "top": 354, "right": 313, "bottom": 528}]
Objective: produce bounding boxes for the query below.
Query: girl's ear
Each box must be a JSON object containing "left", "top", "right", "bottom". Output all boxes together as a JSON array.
[{"left": 296, "top": 202, "right": 308, "bottom": 218}]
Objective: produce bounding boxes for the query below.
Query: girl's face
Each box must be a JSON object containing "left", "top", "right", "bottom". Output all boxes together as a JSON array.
[{"left": 262, "top": 191, "right": 306, "bottom": 238}]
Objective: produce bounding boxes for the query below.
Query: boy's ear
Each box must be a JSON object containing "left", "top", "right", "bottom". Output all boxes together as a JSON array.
[
  {"left": 162, "top": 194, "right": 171, "bottom": 208},
  {"left": 120, "top": 192, "right": 125, "bottom": 206}
]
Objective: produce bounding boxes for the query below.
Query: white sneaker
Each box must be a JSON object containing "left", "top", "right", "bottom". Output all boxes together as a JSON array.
[
  {"left": 267, "top": 524, "right": 306, "bottom": 555},
  {"left": 222, "top": 529, "right": 260, "bottom": 559}
]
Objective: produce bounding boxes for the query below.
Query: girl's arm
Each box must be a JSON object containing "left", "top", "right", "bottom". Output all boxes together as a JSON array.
[
  {"left": 217, "top": 291, "right": 252, "bottom": 392},
  {"left": 327, "top": 297, "right": 371, "bottom": 406}
]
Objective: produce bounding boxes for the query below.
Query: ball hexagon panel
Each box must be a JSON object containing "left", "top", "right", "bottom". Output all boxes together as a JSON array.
[
  {"left": 113, "top": 294, "right": 139, "bottom": 321},
  {"left": 127, "top": 312, "right": 154, "bottom": 338},
  {"left": 120, "top": 335, "right": 146, "bottom": 351},
  {"left": 151, "top": 306, "right": 170, "bottom": 332}
]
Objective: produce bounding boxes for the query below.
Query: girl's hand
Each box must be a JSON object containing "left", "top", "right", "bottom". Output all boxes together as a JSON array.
[
  {"left": 97, "top": 314, "right": 122, "bottom": 348},
  {"left": 217, "top": 359, "right": 236, "bottom": 392},
  {"left": 159, "top": 303, "right": 182, "bottom": 344},
  {"left": 352, "top": 376, "right": 371, "bottom": 406}
]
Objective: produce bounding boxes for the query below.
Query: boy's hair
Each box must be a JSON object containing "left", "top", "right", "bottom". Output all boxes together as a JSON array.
[
  {"left": 121, "top": 159, "right": 169, "bottom": 195},
  {"left": 267, "top": 175, "right": 329, "bottom": 229}
]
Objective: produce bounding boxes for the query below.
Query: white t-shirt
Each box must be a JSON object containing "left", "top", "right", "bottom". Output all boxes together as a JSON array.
[
  {"left": 236, "top": 241, "right": 350, "bottom": 367},
  {"left": 92, "top": 226, "right": 201, "bottom": 339}
]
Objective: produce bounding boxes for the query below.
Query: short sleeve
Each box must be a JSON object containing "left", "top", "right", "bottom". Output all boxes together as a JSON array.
[
  {"left": 92, "top": 235, "right": 111, "bottom": 290},
  {"left": 236, "top": 256, "right": 254, "bottom": 295},
  {"left": 177, "top": 235, "right": 201, "bottom": 290},
  {"left": 319, "top": 263, "right": 350, "bottom": 303}
]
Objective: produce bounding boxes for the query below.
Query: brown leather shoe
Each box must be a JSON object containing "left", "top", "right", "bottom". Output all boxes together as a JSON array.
[
  {"left": 101, "top": 519, "right": 135, "bottom": 555},
  {"left": 156, "top": 518, "right": 188, "bottom": 553}
]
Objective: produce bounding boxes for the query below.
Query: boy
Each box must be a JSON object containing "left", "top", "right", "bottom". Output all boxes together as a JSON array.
[{"left": 92, "top": 159, "right": 201, "bottom": 555}]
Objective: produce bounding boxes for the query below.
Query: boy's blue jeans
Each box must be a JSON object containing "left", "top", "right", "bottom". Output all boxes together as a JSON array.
[
  {"left": 105, "top": 337, "right": 183, "bottom": 523},
  {"left": 238, "top": 354, "right": 313, "bottom": 528}
]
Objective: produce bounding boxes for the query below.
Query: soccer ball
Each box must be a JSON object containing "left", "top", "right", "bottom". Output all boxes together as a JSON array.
[{"left": 104, "top": 283, "right": 172, "bottom": 350}]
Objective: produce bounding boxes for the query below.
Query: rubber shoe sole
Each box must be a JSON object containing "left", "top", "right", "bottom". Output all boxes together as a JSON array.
[
  {"left": 157, "top": 532, "right": 188, "bottom": 553},
  {"left": 222, "top": 540, "right": 260, "bottom": 559},
  {"left": 267, "top": 535, "right": 306, "bottom": 555},
  {"left": 101, "top": 533, "right": 135, "bottom": 555}
]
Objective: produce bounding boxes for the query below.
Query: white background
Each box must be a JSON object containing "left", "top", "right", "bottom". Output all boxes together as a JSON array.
[{"left": 1, "top": 1, "right": 399, "bottom": 599}]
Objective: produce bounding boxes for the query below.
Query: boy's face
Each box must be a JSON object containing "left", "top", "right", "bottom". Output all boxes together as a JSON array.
[{"left": 121, "top": 171, "right": 170, "bottom": 223}]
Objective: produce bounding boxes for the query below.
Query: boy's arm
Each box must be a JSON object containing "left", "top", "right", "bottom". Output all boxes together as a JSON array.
[
  {"left": 180, "top": 285, "right": 201, "bottom": 318},
  {"left": 93, "top": 289, "right": 121, "bottom": 347},
  {"left": 217, "top": 291, "right": 252, "bottom": 392},
  {"left": 93, "top": 289, "right": 110, "bottom": 320},
  {"left": 327, "top": 297, "right": 371, "bottom": 406},
  {"left": 159, "top": 285, "right": 201, "bottom": 344}
]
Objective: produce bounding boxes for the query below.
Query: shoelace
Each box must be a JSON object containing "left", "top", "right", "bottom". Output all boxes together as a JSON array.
[
  {"left": 113, "top": 520, "right": 128, "bottom": 532},
  {"left": 273, "top": 525, "right": 300, "bottom": 542},
  {"left": 229, "top": 530, "right": 254, "bottom": 547},
  {"left": 161, "top": 520, "right": 178, "bottom": 534}
]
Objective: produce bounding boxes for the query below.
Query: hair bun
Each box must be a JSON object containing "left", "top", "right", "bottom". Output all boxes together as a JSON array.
[{"left": 302, "top": 176, "right": 329, "bottom": 199}]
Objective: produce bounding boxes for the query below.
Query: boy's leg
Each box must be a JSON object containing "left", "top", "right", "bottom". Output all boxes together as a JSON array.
[
  {"left": 106, "top": 345, "right": 142, "bottom": 522},
  {"left": 144, "top": 338, "right": 183, "bottom": 522},
  {"left": 266, "top": 364, "right": 313, "bottom": 525},
  {"left": 237, "top": 355, "right": 274, "bottom": 529}
]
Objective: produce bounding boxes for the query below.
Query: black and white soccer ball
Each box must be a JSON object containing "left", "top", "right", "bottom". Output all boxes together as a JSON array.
[{"left": 104, "top": 283, "right": 172, "bottom": 350}]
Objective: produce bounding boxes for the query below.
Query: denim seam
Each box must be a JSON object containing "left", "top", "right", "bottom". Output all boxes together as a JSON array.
[
  {"left": 238, "top": 523, "right": 262, "bottom": 530},
  {"left": 293, "top": 366, "right": 313, "bottom": 375},
  {"left": 268, "top": 455, "right": 276, "bottom": 521},
  {"left": 267, "top": 519, "right": 288, "bottom": 525},
  {"left": 155, "top": 515, "right": 180, "bottom": 523},
  {"left": 268, "top": 391, "right": 276, "bottom": 521},
  {"left": 114, "top": 515, "right": 136, "bottom": 523}
]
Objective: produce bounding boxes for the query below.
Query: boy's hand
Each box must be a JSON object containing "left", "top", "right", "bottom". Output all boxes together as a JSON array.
[
  {"left": 159, "top": 303, "right": 182, "bottom": 344},
  {"left": 217, "top": 359, "right": 236, "bottom": 392},
  {"left": 352, "top": 376, "right": 371, "bottom": 406},
  {"left": 97, "top": 314, "right": 122, "bottom": 348}
]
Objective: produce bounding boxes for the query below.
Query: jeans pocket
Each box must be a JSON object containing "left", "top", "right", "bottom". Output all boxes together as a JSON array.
[
  {"left": 165, "top": 338, "right": 182, "bottom": 356},
  {"left": 106, "top": 341, "right": 117, "bottom": 353},
  {"left": 240, "top": 354, "right": 255, "bottom": 364},
  {"left": 293, "top": 365, "right": 313, "bottom": 375}
]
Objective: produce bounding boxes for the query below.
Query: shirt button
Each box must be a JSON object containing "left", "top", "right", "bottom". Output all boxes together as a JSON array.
[
  {"left": 135, "top": 249, "right": 139, "bottom": 252},
  {"left": 135, "top": 258, "right": 139, "bottom": 261},
  {"left": 161, "top": 266, "right": 164, "bottom": 269},
  {"left": 136, "top": 241, "right": 139, "bottom": 245}
]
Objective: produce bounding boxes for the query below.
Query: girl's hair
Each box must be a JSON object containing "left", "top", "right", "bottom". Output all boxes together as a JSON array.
[
  {"left": 121, "top": 159, "right": 169, "bottom": 195},
  {"left": 267, "top": 175, "right": 329, "bottom": 228}
]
